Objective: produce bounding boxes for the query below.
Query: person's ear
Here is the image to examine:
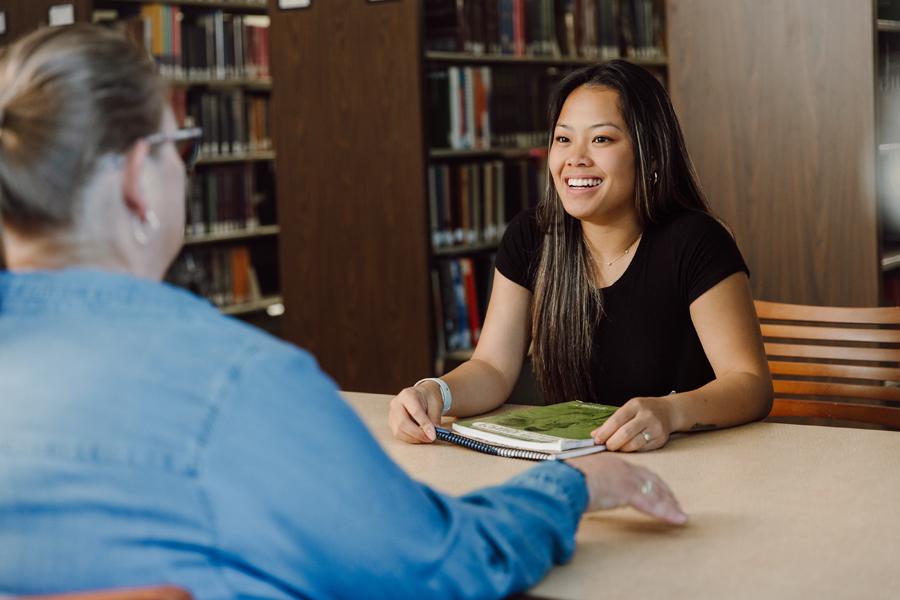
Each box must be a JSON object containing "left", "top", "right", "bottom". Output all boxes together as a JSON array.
[{"left": 121, "top": 140, "right": 151, "bottom": 221}]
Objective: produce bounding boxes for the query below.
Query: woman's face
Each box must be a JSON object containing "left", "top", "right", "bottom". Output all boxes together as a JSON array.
[{"left": 548, "top": 85, "right": 637, "bottom": 224}]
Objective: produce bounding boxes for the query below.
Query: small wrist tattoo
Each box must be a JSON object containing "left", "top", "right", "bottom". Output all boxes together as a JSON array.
[{"left": 690, "top": 423, "right": 716, "bottom": 431}]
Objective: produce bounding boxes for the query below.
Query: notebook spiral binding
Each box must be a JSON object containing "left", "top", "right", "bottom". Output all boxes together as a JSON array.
[{"left": 435, "top": 427, "right": 553, "bottom": 461}]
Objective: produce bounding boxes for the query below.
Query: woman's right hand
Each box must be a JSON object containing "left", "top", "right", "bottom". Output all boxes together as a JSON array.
[
  {"left": 566, "top": 454, "right": 688, "bottom": 524},
  {"left": 389, "top": 384, "right": 444, "bottom": 444}
]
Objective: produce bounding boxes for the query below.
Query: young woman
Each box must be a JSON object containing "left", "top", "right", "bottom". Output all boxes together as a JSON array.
[{"left": 390, "top": 60, "right": 773, "bottom": 452}]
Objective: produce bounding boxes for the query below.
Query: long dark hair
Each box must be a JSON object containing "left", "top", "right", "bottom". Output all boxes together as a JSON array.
[{"left": 531, "top": 60, "right": 710, "bottom": 404}]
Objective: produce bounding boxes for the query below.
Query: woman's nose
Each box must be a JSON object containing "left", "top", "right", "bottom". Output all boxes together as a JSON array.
[{"left": 565, "top": 152, "right": 593, "bottom": 167}]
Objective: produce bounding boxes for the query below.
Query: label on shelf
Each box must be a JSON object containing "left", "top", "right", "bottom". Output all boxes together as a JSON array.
[
  {"left": 48, "top": 4, "right": 75, "bottom": 27},
  {"left": 278, "top": 0, "right": 311, "bottom": 8}
]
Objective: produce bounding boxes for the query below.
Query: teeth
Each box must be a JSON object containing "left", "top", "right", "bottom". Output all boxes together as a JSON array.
[{"left": 568, "top": 178, "right": 602, "bottom": 188}]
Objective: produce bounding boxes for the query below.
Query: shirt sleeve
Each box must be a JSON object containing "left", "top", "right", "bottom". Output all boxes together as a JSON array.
[
  {"left": 495, "top": 209, "right": 543, "bottom": 290},
  {"left": 200, "top": 343, "right": 588, "bottom": 599},
  {"left": 676, "top": 213, "right": 750, "bottom": 305}
]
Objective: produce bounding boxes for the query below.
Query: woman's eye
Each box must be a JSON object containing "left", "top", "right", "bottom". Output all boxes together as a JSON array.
[
  {"left": 593, "top": 136, "right": 610, "bottom": 144},
  {"left": 554, "top": 135, "right": 569, "bottom": 143}
]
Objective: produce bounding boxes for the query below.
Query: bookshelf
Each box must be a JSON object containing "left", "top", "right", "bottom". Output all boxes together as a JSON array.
[
  {"left": 270, "top": 0, "right": 667, "bottom": 393},
  {"left": 424, "top": 51, "right": 667, "bottom": 68},
  {"left": 0, "top": 0, "right": 281, "bottom": 323},
  {"left": 88, "top": 0, "right": 282, "bottom": 321}
]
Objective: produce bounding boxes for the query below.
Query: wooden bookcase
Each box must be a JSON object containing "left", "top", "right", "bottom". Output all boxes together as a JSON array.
[
  {"left": 0, "top": 0, "right": 283, "bottom": 323},
  {"left": 269, "top": 0, "right": 667, "bottom": 393}
]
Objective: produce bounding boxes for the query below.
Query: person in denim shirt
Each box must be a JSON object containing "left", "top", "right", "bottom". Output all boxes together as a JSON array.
[{"left": 0, "top": 25, "right": 686, "bottom": 598}]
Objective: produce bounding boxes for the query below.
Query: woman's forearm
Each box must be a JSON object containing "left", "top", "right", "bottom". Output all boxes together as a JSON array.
[
  {"left": 432, "top": 358, "right": 518, "bottom": 418},
  {"left": 667, "top": 371, "right": 773, "bottom": 433}
]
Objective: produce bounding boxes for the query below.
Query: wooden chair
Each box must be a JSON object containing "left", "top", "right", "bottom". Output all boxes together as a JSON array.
[
  {"left": 755, "top": 299, "right": 900, "bottom": 430},
  {"left": 20, "top": 586, "right": 192, "bottom": 600}
]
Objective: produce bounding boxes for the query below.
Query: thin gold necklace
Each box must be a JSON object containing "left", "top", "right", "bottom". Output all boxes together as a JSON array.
[{"left": 602, "top": 233, "right": 643, "bottom": 267}]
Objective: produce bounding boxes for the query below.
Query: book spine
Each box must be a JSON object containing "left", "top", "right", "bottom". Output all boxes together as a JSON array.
[
  {"left": 431, "top": 270, "right": 448, "bottom": 357},
  {"left": 450, "top": 259, "right": 471, "bottom": 350},
  {"left": 469, "top": 163, "right": 480, "bottom": 243},
  {"left": 513, "top": 0, "right": 526, "bottom": 56},
  {"left": 461, "top": 257, "right": 481, "bottom": 346},
  {"left": 438, "top": 260, "right": 460, "bottom": 350},
  {"left": 428, "top": 165, "right": 441, "bottom": 248},
  {"left": 440, "top": 164, "right": 453, "bottom": 246},
  {"left": 215, "top": 11, "right": 226, "bottom": 79},
  {"left": 448, "top": 66, "right": 461, "bottom": 149}
]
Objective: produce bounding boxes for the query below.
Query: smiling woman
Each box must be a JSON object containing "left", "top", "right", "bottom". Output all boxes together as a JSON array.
[{"left": 390, "top": 60, "right": 774, "bottom": 454}]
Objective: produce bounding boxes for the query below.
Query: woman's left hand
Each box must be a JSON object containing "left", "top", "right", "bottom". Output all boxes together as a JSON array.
[{"left": 590, "top": 396, "right": 676, "bottom": 452}]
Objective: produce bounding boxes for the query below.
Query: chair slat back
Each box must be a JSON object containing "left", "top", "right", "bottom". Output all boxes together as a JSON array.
[
  {"left": 22, "top": 586, "right": 192, "bottom": 600},
  {"left": 755, "top": 300, "right": 900, "bottom": 429}
]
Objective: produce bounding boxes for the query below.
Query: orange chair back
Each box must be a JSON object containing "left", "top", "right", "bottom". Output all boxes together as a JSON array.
[
  {"left": 21, "top": 586, "right": 192, "bottom": 600},
  {"left": 755, "top": 299, "right": 900, "bottom": 429}
]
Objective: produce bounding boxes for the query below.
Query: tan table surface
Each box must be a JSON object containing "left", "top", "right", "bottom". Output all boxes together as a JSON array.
[{"left": 342, "top": 391, "right": 900, "bottom": 600}]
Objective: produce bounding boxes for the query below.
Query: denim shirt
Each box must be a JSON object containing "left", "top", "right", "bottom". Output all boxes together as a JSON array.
[{"left": 0, "top": 269, "right": 588, "bottom": 599}]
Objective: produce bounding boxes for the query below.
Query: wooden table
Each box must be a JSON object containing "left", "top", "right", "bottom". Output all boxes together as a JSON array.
[{"left": 342, "top": 392, "right": 900, "bottom": 600}]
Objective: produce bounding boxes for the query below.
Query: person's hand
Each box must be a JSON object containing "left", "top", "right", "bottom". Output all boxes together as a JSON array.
[
  {"left": 388, "top": 384, "right": 443, "bottom": 444},
  {"left": 566, "top": 453, "right": 687, "bottom": 524},
  {"left": 590, "top": 396, "right": 675, "bottom": 452}
]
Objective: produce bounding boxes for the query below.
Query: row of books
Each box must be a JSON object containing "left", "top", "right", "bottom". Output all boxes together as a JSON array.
[
  {"left": 102, "top": 5, "right": 271, "bottom": 81},
  {"left": 425, "top": 0, "right": 665, "bottom": 60},
  {"left": 428, "top": 156, "right": 546, "bottom": 248},
  {"left": 168, "top": 245, "right": 262, "bottom": 308},
  {"left": 427, "top": 66, "right": 558, "bottom": 149},
  {"left": 186, "top": 164, "right": 266, "bottom": 236},
  {"left": 170, "top": 89, "right": 271, "bottom": 157},
  {"left": 433, "top": 255, "right": 497, "bottom": 352}
]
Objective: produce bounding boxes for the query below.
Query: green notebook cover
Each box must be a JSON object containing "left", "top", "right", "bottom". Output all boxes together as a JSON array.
[{"left": 455, "top": 400, "right": 617, "bottom": 447}]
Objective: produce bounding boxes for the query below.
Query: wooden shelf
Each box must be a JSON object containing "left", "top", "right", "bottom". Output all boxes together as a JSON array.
[
  {"left": 425, "top": 51, "right": 667, "bottom": 68},
  {"left": 221, "top": 295, "right": 284, "bottom": 317},
  {"left": 878, "top": 19, "right": 900, "bottom": 33},
  {"left": 429, "top": 147, "right": 547, "bottom": 160},
  {"left": 184, "top": 225, "right": 279, "bottom": 246},
  {"left": 166, "top": 77, "right": 272, "bottom": 91},
  {"left": 196, "top": 150, "right": 275, "bottom": 165},
  {"left": 97, "top": 0, "right": 267, "bottom": 11},
  {"left": 433, "top": 241, "right": 500, "bottom": 257}
]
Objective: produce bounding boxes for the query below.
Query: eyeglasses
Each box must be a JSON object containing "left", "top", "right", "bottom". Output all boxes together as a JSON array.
[{"left": 144, "top": 127, "right": 203, "bottom": 170}]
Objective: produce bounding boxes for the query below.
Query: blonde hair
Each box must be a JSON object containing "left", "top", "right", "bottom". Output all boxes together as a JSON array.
[{"left": 0, "top": 24, "right": 165, "bottom": 233}]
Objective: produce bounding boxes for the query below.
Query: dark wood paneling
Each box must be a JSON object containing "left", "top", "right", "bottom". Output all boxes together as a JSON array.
[
  {"left": 668, "top": 0, "right": 879, "bottom": 306},
  {"left": 269, "top": 0, "right": 432, "bottom": 393}
]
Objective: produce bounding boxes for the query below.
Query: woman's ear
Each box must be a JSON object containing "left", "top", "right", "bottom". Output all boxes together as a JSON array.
[{"left": 121, "top": 140, "right": 150, "bottom": 221}]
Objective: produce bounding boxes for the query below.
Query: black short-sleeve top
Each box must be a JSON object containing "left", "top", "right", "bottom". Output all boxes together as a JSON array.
[{"left": 496, "top": 208, "right": 749, "bottom": 406}]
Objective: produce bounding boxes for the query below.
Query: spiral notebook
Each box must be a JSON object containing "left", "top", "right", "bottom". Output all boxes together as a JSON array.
[
  {"left": 435, "top": 427, "right": 606, "bottom": 461},
  {"left": 434, "top": 400, "right": 616, "bottom": 461}
]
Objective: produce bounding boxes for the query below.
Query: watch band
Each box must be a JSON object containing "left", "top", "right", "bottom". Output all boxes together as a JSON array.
[{"left": 414, "top": 377, "right": 453, "bottom": 415}]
